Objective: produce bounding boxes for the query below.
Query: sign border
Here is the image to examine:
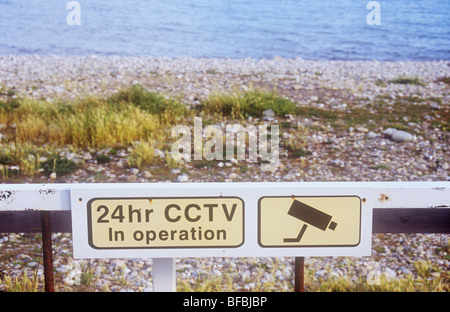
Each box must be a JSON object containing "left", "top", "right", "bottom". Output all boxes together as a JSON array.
[
  {"left": 86, "top": 196, "right": 245, "bottom": 250},
  {"left": 257, "top": 195, "right": 362, "bottom": 248}
]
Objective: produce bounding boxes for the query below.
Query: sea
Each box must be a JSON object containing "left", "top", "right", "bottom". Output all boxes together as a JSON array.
[{"left": 0, "top": 0, "right": 449, "bottom": 61}]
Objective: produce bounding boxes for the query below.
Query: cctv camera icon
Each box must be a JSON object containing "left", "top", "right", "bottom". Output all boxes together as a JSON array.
[{"left": 284, "top": 200, "right": 337, "bottom": 243}]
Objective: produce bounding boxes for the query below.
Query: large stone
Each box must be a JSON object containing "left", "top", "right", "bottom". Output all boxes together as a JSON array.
[
  {"left": 383, "top": 128, "right": 414, "bottom": 142},
  {"left": 391, "top": 130, "right": 413, "bottom": 142}
]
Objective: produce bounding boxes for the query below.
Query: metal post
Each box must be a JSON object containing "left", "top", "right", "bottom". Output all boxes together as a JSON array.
[
  {"left": 294, "top": 257, "right": 304, "bottom": 292},
  {"left": 40, "top": 211, "right": 54, "bottom": 292},
  {"left": 153, "top": 258, "right": 176, "bottom": 292}
]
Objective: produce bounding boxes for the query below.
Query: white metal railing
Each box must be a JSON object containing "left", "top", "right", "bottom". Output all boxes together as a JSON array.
[{"left": 1, "top": 181, "right": 449, "bottom": 292}]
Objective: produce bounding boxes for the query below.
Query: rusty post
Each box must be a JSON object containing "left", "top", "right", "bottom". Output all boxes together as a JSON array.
[
  {"left": 40, "top": 211, "right": 54, "bottom": 292},
  {"left": 294, "top": 257, "right": 305, "bottom": 292}
]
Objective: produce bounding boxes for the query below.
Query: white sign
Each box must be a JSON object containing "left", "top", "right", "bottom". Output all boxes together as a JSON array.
[{"left": 70, "top": 182, "right": 373, "bottom": 258}]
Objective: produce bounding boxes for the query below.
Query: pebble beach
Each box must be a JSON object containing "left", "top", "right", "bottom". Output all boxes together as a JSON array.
[
  {"left": 1, "top": 56, "right": 449, "bottom": 106},
  {"left": 0, "top": 56, "right": 449, "bottom": 292}
]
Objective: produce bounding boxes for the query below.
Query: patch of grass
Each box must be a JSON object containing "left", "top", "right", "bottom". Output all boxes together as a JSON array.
[
  {"left": 0, "top": 98, "right": 20, "bottom": 114},
  {"left": 370, "top": 164, "right": 389, "bottom": 170},
  {"left": 41, "top": 154, "right": 79, "bottom": 175},
  {"left": 279, "top": 122, "right": 310, "bottom": 158},
  {"left": 435, "top": 76, "right": 450, "bottom": 85},
  {"left": 1, "top": 269, "right": 41, "bottom": 292},
  {"left": 0, "top": 142, "right": 41, "bottom": 176},
  {"left": 201, "top": 88, "right": 297, "bottom": 119},
  {"left": 291, "top": 149, "right": 312, "bottom": 157},
  {"left": 0, "top": 86, "right": 20, "bottom": 116},
  {"left": 388, "top": 76, "right": 426, "bottom": 86},
  {"left": 1, "top": 85, "right": 186, "bottom": 149},
  {"left": 127, "top": 141, "right": 156, "bottom": 169},
  {"left": 309, "top": 270, "right": 448, "bottom": 292},
  {"left": 108, "top": 84, "right": 186, "bottom": 117},
  {"left": 295, "top": 106, "right": 338, "bottom": 121},
  {"left": 79, "top": 262, "right": 98, "bottom": 287},
  {"left": 192, "top": 159, "right": 216, "bottom": 169},
  {"left": 0, "top": 143, "right": 22, "bottom": 165},
  {"left": 95, "top": 153, "right": 111, "bottom": 164},
  {"left": 374, "top": 79, "right": 387, "bottom": 87},
  {"left": 414, "top": 260, "right": 439, "bottom": 279},
  {"left": 176, "top": 259, "right": 449, "bottom": 292},
  {"left": 292, "top": 94, "right": 448, "bottom": 132},
  {"left": 177, "top": 273, "right": 236, "bottom": 292},
  {"left": 373, "top": 246, "right": 386, "bottom": 253},
  {"left": 0, "top": 85, "right": 193, "bottom": 178},
  {"left": 177, "top": 258, "right": 293, "bottom": 292}
]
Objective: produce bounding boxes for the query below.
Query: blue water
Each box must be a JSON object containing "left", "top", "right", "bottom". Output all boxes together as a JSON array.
[{"left": 0, "top": 0, "right": 448, "bottom": 60}]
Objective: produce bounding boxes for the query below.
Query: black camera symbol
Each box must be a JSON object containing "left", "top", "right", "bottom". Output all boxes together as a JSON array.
[{"left": 284, "top": 200, "right": 337, "bottom": 243}]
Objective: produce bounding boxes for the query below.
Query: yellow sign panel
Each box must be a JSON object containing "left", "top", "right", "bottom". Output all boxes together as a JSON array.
[
  {"left": 87, "top": 197, "right": 244, "bottom": 249},
  {"left": 258, "top": 196, "right": 361, "bottom": 247}
]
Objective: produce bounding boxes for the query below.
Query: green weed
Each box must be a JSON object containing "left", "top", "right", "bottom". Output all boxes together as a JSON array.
[
  {"left": 95, "top": 153, "right": 111, "bottom": 164},
  {"left": 176, "top": 261, "right": 449, "bottom": 292},
  {"left": 1, "top": 269, "right": 41, "bottom": 292},
  {"left": 284, "top": 127, "right": 311, "bottom": 158},
  {"left": 2, "top": 86, "right": 186, "bottom": 149},
  {"left": 127, "top": 141, "right": 156, "bottom": 169},
  {"left": 310, "top": 271, "right": 447, "bottom": 292},
  {"left": 41, "top": 154, "right": 79, "bottom": 175},
  {"left": 435, "top": 76, "right": 450, "bottom": 85},
  {"left": 388, "top": 76, "right": 426, "bottom": 86},
  {"left": 108, "top": 84, "right": 186, "bottom": 117},
  {"left": 201, "top": 88, "right": 297, "bottom": 119},
  {"left": 0, "top": 142, "right": 41, "bottom": 176}
]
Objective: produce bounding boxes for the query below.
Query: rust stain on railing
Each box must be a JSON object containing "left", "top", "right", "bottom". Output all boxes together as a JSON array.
[{"left": 378, "top": 193, "right": 390, "bottom": 203}]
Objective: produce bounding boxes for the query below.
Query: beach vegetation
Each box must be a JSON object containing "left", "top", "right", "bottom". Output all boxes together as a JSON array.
[
  {"left": 94, "top": 153, "right": 111, "bottom": 164},
  {"left": 127, "top": 141, "right": 156, "bottom": 169},
  {"left": 308, "top": 269, "right": 448, "bottom": 292},
  {"left": 388, "top": 76, "right": 426, "bottom": 86},
  {"left": 200, "top": 88, "right": 298, "bottom": 119},
  {"left": 40, "top": 154, "right": 79, "bottom": 175},
  {"left": 1, "top": 269, "right": 41, "bottom": 292},
  {"left": 175, "top": 257, "right": 449, "bottom": 292},
  {"left": 0, "top": 142, "right": 42, "bottom": 177},
  {"left": 0, "top": 85, "right": 186, "bottom": 149},
  {"left": 369, "top": 164, "right": 389, "bottom": 170},
  {"left": 1, "top": 83, "right": 447, "bottom": 179},
  {"left": 435, "top": 76, "right": 450, "bottom": 85},
  {"left": 107, "top": 84, "right": 186, "bottom": 117},
  {"left": 291, "top": 94, "right": 448, "bottom": 132},
  {"left": 283, "top": 124, "right": 310, "bottom": 158},
  {"left": 374, "top": 79, "right": 387, "bottom": 87},
  {"left": 0, "top": 85, "right": 190, "bottom": 177}
]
